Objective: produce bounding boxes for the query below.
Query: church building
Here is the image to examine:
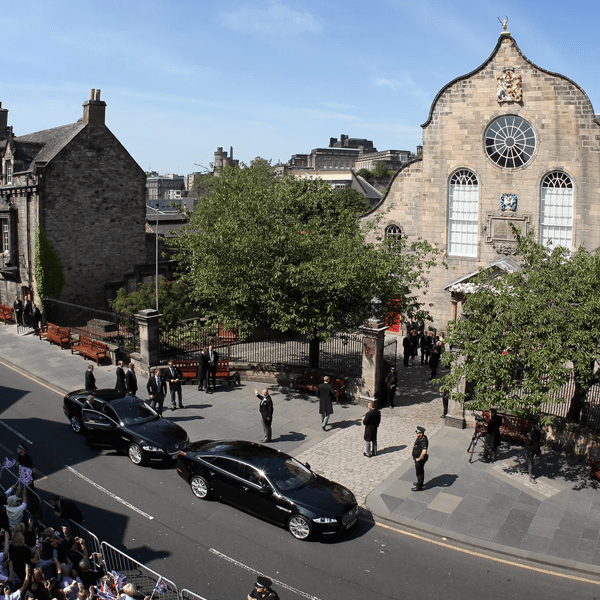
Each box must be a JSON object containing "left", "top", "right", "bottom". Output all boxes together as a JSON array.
[{"left": 363, "top": 27, "right": 600, "bottom": 330}]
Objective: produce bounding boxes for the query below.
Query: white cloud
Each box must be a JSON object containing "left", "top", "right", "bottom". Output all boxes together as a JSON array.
[
  {"left": 374, "top": 75, "right": 430, "bottom": 105},
  {"left": 221, "top": 3, "right": 323, "bottom": 35}
]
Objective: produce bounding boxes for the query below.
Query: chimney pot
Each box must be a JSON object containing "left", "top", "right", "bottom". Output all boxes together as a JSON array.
[
  {"left": 89, "top": 89, "right": 95, "bottom": 100},
  {"left": 95, "top": 89, "right": 101, "bottom": 101}
]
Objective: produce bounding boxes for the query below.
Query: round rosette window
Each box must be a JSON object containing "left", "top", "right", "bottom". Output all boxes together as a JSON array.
[{"left": 484, "top": 115, "right": 536, "bottom": 169}]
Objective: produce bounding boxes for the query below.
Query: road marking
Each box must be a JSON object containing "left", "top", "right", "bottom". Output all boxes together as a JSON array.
[
  {"left": 0, "top": 420, "right": 34, "bottom": 444},
  {"left": 375, "top": 521, "right": 600, "bottom": 585},
  {"left": 65, "top": 465, "right": 154, "bottom": 520},
  {"left": 209, "top": 548, "right": 322, "bottom": 600}
]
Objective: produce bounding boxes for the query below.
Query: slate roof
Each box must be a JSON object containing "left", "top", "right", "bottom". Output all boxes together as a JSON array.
[
  {"left": 15, "top": 121, "right": 85, "bottom": 169},
  {"left": 444, "top": 256, "right": 522, "bottom": 290}
]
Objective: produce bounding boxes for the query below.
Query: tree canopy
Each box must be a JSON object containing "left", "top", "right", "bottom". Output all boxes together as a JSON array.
[
  {"left": 167, "top": 162, "right": 441, "bottom": 340},
  {"left": 440, "top": 229, "right": 600, "bottom": 422}
]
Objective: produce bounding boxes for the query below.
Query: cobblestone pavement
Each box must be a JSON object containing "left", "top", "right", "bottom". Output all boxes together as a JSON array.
[{"left": 297, "top": 362, "right": 445, "bottom": 504}]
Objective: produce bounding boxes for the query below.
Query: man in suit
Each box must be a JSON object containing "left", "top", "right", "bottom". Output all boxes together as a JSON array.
[
  {"left": 196, "top": 349, "right": 209, "bottom": 393},
  {"left": 23, "top": 296, "right": 32, "bottom": 327},
  {"left": 318, "top": 376, "right": 335, "bottom": 431},
  {"left": 255, "top": 388, "right": 273, "bottom": 443},
  {"left": 147, "top": 368, "right": 167, "bottom": 416},
  {"left": 115, "top": 361, "right": 126, "bottom": 392},
  {"left": 167, "top": 360, "right": 184, "bottom": 409},
  {"left": 13, "top": 296, "right": 23, "bottom": 326},
  {"left": 31, "top": 303, "right": 41, "bottom": 334},
  {"left": 385, "top": 367, "right": 398, "bottom": 408},
  {"left": 207, "top": 345, "right": 219, "bottom": 391},
  {"left": 84, "top": 365, "right": 96, "bottom": 391},
  {"left": 49, "top": 495, "right": 84, "bottom": 524},
  {"left": 126, "top": 363, "right": 138, "bottom": 396},
  {"left": 363, "top": 401, "right": 381, "bottom": 457}
]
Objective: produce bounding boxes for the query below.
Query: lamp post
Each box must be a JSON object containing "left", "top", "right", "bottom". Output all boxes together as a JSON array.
[{"left": 155, "top": 202, "right": 160, "bottom": 311}]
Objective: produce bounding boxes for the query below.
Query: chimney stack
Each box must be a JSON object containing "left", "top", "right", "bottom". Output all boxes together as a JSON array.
[
  {"left": 0, "top": 102, "right": 9, "bottom": 141},
  {"left": 82, "top": 88, "right": 107, "bottom": 125}
]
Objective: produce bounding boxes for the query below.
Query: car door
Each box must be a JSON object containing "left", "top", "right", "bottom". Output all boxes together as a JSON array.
[
  {"left": 206, "top": 457, "right": 245, "bottom": 504},
  {"left": 81, "top": 409, "right": 118, "bottom": 446},
  {"left": 238, "top": 464, "right": 285, "bottom": 524},
  {"left": 102, "top": 405, "right": 128, "bottom": 452}
]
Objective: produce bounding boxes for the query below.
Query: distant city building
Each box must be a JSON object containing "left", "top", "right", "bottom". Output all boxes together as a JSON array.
[
  {"left": 146, "top": 172, "right": 185, "bottom": 204},
  {"left": 213, "top": 146, "right": 239, "bottom": 175},
  {"left": 354, "top": 150, "right": 412, "bottom": 172}
]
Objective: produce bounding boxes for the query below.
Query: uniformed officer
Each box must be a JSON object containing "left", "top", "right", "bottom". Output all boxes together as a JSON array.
[{"left": 412, "top": 426, "right": 428, "bottom": 491}]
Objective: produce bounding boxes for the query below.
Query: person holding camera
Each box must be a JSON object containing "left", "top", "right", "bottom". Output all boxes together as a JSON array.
[{"left": 483, "top": 408, "right": 502, "bottom": 463}]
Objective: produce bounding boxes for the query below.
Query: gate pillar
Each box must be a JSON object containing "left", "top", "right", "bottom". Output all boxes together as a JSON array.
[
  {"left": 136, "top": 309, "right": 162, "bottom": 374},
  {"left": 445, "top": 354, "right": 466, "bottom": 428},
  {"left": 359, "top": 311, "right": 388, "bottom": 408}
]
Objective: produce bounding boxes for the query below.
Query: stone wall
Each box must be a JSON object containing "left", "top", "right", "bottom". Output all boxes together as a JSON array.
[{"left": 39, "top": 124, "right": 147, "bottom": 307}]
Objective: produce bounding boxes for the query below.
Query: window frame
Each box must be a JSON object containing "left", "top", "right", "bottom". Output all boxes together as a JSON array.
[
  {"left": 540, "top": 171, "right": 574, "bottom": 251},
  {"left": 448, "top": 169, "right": 480, "bottom": 258}
]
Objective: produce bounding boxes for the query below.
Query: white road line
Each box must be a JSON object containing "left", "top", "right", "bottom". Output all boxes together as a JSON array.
[
  {"left": 0, "top": 420, "right": 34, "bottom": 444},
  {"left": 209, "top": 548, "right": 322, "bottom": 600},
  {"left": 65, "top": 466, "right": 154, "bottom": 520}
]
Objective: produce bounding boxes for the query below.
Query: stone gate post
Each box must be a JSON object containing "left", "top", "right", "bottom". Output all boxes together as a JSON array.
[
  {"left": 136, "top": 309, "right": 162, "bottom": 374},
  {"left": 359, "top": 308, "right": 388, "bottom": 407},
  {"left": 445, "top": 354, "right": 466, "bottom": 428}
]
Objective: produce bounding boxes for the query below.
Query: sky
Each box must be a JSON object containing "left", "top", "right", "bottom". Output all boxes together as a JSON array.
[{"left": 2, "top": 0, "right": 599, "bottom": 176}]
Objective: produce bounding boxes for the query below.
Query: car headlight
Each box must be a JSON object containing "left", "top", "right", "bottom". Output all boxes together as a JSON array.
[
  {"left": 142, "top": 446, "right": 165, "bottom": 453},
  {"left": 313, "top": 516, "right": 338, "bottom": 524}
]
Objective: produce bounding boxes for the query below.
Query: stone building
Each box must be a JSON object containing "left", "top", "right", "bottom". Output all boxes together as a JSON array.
[
  {"left": 146, "top": 172, "right": 185, "bottom": 205},
  {"left": 0, "top": 89, "right": 147, "bottom": 308},
  {"left": 363, "top": 30, "right": 600, "bottom": 330},
  {"left": 213, "top": 146, "right": 239, "bottom": 175}
]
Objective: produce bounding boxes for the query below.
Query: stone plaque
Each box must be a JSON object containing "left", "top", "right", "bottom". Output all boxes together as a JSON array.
[{"left": 485, "top": 214, "right": 531, "bottom": 255}]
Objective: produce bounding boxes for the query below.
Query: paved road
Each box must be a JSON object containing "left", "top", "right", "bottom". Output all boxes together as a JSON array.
[{"left": 2, "top": 362, "right": 599, "bottom": 600}]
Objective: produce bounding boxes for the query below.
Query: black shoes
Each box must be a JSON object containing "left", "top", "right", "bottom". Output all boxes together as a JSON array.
[{"left": 411, "top": 486, "right": 423, "bottom": 492}]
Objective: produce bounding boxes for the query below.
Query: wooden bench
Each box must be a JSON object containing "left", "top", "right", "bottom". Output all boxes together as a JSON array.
[
  {"left": 0, "top": 304, "right": 14, "bottom": 324},
  {"left": 482, "top": 410, "right": 534, "bottom": 444},
  {"left": 170, "top": 359, "right": 234, "bottom": 386},
  {"left": 296, "top": 371, "right": 347, "bottom": 403},
  {"left": 71, "top": 335, "right": 108, "bottom": 365},
  {"left": 39, "top": 323, "right": 71, "bottom": 349}
]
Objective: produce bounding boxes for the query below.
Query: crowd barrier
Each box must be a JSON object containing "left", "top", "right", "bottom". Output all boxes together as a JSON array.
[{"left": 0, "top": 467, "right": 209, "bottom": 600}]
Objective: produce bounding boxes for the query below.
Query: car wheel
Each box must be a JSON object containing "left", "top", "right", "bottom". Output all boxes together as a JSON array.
[
  {"left": 128, "top": 443, "right": 145, "bottom": 465},
  {"left": 70, "top": 416, "right": 82, "bottom": 434},
  {"left": 190, "top": 475, "right": 210, "bottom": 499},
  {"left": 287, "top": 515, "right": 312, "bottom": 540}
]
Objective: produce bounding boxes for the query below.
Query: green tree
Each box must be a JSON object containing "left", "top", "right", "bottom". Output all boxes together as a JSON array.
[
  {"left": 332, "top": 187, "right": 371, "bottom": 216},
  {"left": 34, "top": 225, "right": 65, "bottom": 311},
  {"left": 372, "top": 161, "right": 391, "bottom": 178},
  {"left": 167, "top": 162, "right": 441, "bottom": 365},
  {"left": 110, "top": 278, "right": 190, "bottom": 330},
  {"left": 440, "top": 229, "right": 600, "bottom": 422},
  {"left": 355, "top": 168, "right": 373, "bottom": 181}
]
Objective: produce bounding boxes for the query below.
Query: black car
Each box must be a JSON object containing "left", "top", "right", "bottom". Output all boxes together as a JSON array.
[
  {"left": 176, "top": 440, "right": 358, "bottom": 540},
  {"left": 63, "top": 389, "right": 189, "bottom": 466}
]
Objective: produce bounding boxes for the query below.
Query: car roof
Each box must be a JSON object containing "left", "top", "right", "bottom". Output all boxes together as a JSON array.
[
  {"left": 195, "top": 440, "right": 289, "bottom": 461},
  {"left": 69, "top": 389, "right": 136, "bottom": 402}
]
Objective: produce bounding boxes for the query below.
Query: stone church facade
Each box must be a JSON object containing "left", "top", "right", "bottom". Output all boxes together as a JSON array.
[
  {"left": 0, "top": 90, "right": 147, "bottom": 308},
  {"left": 363, "top": 31, "right": 600, "bottom": 330}
]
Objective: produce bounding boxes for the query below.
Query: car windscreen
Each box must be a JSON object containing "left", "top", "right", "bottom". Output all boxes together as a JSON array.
[
  {"left": 114, "top": 401, "right": 158, "bottom": 425},
  {"left": 268, "top": 457, "right": 313, "bottom": 493}
]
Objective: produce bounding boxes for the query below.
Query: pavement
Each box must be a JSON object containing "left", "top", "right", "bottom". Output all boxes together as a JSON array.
[{"left": 1, "top": 323, "right": 600, "bottom": 577}]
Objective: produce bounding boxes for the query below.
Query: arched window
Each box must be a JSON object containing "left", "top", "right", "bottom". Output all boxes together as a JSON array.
[
  {"left": 540, "top": 171, "right": 573, "bottom": 250},
  {"left": 448, "top": 169, "right": 479, "bottom": 257},
  {"left": 385, "top": 224, "right": 402, "bottom": 239}
]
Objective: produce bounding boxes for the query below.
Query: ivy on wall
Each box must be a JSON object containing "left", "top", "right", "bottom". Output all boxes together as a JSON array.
[{"left": 34, "top": 225, "right": 65, "bottom": 311}]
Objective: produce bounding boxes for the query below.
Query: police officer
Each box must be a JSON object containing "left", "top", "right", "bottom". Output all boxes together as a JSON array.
[{"left": 412, "top": 426, "right": 428, "bottom": 491}]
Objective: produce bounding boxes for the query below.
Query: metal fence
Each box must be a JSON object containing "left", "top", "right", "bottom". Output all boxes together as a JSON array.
[
  {"left": 160, "top": 321, "right": 364, "bottom": 377},
  {"left": 45, "top": 297, "right": 139, "bottom": 353}
]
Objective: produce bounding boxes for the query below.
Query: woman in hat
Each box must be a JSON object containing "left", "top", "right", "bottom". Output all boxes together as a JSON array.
[{"left": 247, "top": 576, "right": 279, "bottom": 600}]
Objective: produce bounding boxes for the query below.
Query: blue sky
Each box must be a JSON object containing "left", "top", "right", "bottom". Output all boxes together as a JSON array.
[{"left": 2, "top": 0, "right": 598, "bottom": 176}]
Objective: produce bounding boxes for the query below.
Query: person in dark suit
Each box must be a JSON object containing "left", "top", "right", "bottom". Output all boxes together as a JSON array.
[
  {"left": 115, "top": 361, "right": 126, "bottom": 392},
  {"left": 49, "top": 495, "right": 83, "bottom": 524},
  {"left": 255, "top": 388, "right": 273, "bottom": 443},
  {"left": 23, "top": 296, "right": 32, "bottom": 328},
  {"left": 385, "top": 367, "right": 398, "bottom": 408},
  {"left": 126, "top": 363, "right": 138, "bottom": 396},
  {"left": 207, "top": 345, "right": 219, "bottom": 390},
  {"left": 85, "top": 365, "right": 96, "bottom": 391},
  {"left": 318, "top": 376, "right": 335, "bottom": 431},
  {"left": 363, "top": 401, "right": 381, "bottom": 457},
  {"left": 31, "top": 303, "right": 41, "bottom": 334},
  {"left": 167, "top": 360, "right": 184, "bottom": 409},
  {"left": 146, "top": 368, "right": 167, "bottom": 416},
  {"left": 412, "top": 426, "right": 428, "bottom": 491},
  {"left": 13, "top": 296, "right": 23, "bottom": 326},
  {"left": 483, "top": 408, "right": 502, "bottom": 463},
  {"left": 196, "top": 349, "right": 209, "bottom": 392}
]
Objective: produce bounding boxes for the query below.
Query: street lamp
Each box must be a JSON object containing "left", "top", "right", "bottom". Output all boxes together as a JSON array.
[{"left": 155, "top": 202, "right": 160, "bottom": 311}]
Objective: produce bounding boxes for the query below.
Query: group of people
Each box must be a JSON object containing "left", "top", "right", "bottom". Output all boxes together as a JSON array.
[
  {"left": 402, "top": 319, "right": 446, "bottom": 381},
  {"left": 12, "top": 296, "right": 41, "bottom": 334}
]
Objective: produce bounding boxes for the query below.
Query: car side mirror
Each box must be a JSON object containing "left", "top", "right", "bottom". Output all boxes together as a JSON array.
[{"left": 304, "top": 462, "right": 311, "bottom": 470}]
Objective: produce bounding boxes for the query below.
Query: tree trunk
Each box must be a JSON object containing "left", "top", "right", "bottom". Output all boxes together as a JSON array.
[
  {"left": 309, "top": 338, "right": 320, "bottom": 369},
  {"left": 566, "top": 367, "right": 589, "bottom": 424}
]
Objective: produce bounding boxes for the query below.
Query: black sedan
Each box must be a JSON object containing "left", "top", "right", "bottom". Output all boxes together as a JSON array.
[
  {"left": 176, "top": 440, "right": 358, "bottom": 540},
  {"left": 63, "top": 389, "right": 189, "bottom": 466}
]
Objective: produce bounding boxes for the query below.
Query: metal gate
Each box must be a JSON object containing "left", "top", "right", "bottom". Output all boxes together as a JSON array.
[{"left": 380, "top": 337, "right": 398, "bottom": 407}]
